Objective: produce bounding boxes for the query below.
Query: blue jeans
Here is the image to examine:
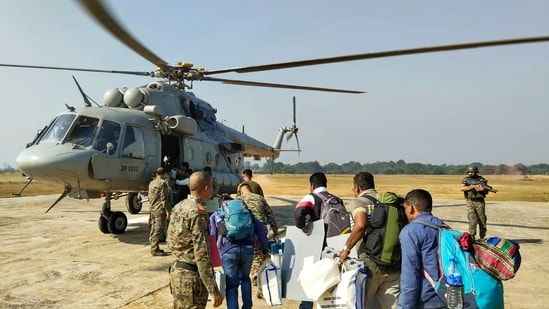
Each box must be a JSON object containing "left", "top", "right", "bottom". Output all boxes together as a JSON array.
[{"left": 222, "top": 245, "right": 255, "bottom": 309}]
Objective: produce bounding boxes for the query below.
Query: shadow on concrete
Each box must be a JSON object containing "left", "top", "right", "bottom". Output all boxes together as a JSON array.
[
  {"left": 443, "top": 219, "right": 549, "bottom": 231},
  {"left": 509, "top": 238, "right": 543, "bottom": 244}
]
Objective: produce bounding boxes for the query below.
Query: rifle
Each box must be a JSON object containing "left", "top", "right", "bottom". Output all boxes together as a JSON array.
[{"left": 464, "top": 178, "right": 498, "bottom": 193}]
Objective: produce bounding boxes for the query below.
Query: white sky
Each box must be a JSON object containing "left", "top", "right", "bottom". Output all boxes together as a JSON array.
[{"left": 1, "top": 0, "right": 548, "bottom": 168}]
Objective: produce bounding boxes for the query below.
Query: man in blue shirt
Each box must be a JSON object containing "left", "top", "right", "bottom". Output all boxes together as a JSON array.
[
  {"left": 398, "top": 189, "right": 446, "bottom": 309},
  {"left": 210, "top": 202, "right": 270, "bottom": 309}
]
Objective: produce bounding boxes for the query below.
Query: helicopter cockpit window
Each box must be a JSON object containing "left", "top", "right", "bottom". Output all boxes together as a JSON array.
[
  {"left": 65, "top": 116, "right": 99, "bottom": 147},
  {"left": 40, "top": 114, "right": 76, "bottom": 143},
  {"left": 94, "top": 120, "right": 121, "bottom": 154},
  {"left": 121, "top": 125, "right": 145, "bottom": 159}
]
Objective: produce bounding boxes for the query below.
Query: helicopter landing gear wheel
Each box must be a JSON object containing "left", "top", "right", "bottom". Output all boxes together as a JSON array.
[
  {"left": 126, "top": 193, "right": 143, "bottom": 214},
  {"left": 107, "top": 211, "right": 127, "bottom": 234},
  {"left": 98, "top": 216, "right": 110, "bottom": 234}
]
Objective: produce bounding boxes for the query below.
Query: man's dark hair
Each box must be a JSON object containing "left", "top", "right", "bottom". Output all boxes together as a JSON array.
[
  {"left": 404, "top": 189, "right": 433, "bottom": 212},
  {"left": 309, "top": 172, "right": 327, "bottom": 188},
  {"left": 155, "top": 167, "right": 166, "bottom": 176},
  {"left": 180, "top": 161, "right": 190, "bottom": 170},
  {"left": 354, "top": 172, "right": 375, "bottom": 190},
  {"left": 242, "top": 168, "right": 253, "bottom": 178}
]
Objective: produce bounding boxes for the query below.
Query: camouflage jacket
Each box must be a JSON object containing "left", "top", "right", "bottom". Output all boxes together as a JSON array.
[
  {"left": 238, "top": 192, "right": 278, "bottom": 237},
  {"left": 167, "top": 196, "right": 218, "bottom": 295},
  {"left": 148, "top": 177, "right": 171, "bottom": 212},
  {"left": 462, "top": 175, "right": 488, "bottom": 200}
]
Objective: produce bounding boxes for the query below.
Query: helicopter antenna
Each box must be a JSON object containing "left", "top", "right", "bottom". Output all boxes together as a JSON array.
[
  {"left": 72, "top": 76, "right": 100, "bottom": 107},
  {"left": 65, "top": 103, "right": 76, "bottom": 112}
]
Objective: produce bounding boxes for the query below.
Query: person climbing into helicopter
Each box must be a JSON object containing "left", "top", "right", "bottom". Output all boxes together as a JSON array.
[{"left": 175, "top": 162, "right": 192, "bottom": 202}]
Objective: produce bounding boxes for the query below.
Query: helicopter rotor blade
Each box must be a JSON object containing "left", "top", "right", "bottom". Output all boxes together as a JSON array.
[
  {"left": 203, "top": 77, "right": 364, "bottom": 94},
  {"left": 293, "top": 96, "right": 297, "bottom": 127},
  {"left": 78, "top": 0, "right": 169, "bottom": 69},
  {"left": 286, "top": 132, "right": 294, "bottom": 142},
  {"left": 205, "top": 35, "right": 549, "bottom": 75},
  {"left": 0, "top": 63, "right": 152, "bottom": 76}
]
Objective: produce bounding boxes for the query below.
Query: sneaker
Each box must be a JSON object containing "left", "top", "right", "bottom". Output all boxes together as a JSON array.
[{"left": 151, "top": 249, "right": 168, "bottom": 256}]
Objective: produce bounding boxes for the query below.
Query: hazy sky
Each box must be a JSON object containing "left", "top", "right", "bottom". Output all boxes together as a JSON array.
[{"left": 1, "top": 1, "right": 548, "bottom": 169}]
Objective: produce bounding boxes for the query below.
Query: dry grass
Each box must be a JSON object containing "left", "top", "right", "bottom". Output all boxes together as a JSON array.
[
  {"left": 2, "top": 172, "right": 548, "bottom": 202},
  {"left": 254, "top": 174, "right": 549, "bottom": 202},
  {"left": 0, "top": 173, "right": 60, "bottom": 197}
]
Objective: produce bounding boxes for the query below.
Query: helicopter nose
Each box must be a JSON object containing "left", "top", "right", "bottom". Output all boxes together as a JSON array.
[{"left": 16, "top": 143, "right": 89, "bottom": 187}]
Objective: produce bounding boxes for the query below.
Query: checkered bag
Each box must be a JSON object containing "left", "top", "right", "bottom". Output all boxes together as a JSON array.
[{"left": 473, "top": 236, "right": 521, "bottom": 280}]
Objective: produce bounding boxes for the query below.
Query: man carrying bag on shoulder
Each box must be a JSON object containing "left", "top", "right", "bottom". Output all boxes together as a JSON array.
[{"left": 338, "top": 172, "right": 404, "bottom": 309}]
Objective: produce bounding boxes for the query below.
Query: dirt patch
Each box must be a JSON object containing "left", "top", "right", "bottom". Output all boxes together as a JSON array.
[{"left": 0, "top": 194, "right": 547, "bottom": 308}]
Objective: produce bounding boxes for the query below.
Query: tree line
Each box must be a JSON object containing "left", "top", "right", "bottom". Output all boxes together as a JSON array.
[{"left": 244, "top": 159, "right": 549, "bottom": 175}]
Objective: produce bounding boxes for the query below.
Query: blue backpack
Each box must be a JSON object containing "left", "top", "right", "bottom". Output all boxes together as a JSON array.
[
  {"left": 414, "top": 220, "right": 504, "bottom": 309},
  {"left": 218, "top": 199, "right": 255, "bottom": 241}
]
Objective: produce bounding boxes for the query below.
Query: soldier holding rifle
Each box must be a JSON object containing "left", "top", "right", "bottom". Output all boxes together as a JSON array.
[{"left": 461, "top": 165, "right": 497, "bottom": 240}]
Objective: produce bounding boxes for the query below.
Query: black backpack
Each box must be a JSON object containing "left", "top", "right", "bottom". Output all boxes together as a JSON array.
[
  {"left": 312, "top": 192, "right": 351, "bottom": 238},
  {"left": 361, "top": 192, "right": 408, "bottom": 268}
]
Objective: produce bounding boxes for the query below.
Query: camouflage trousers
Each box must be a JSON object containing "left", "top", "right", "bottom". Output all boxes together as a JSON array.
[
  {"left": 250, "top": 241, "right": 267, "bottom": 282},
  {"left": 466, "top": 199, "right": 487, "bottom": 239},
  {"left": 149, "top": 209, "right": 167, "bottom": 251},
  {"left": 169, "top": 265, "right": 209, "bottom": 309}
]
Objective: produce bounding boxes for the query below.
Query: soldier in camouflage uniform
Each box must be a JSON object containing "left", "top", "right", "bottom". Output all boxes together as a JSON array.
[
  {"left": 148, "top": 167, "right": 171, "bottom": 256},
  {"left": 460, "top": 165, "right": 494, "bottom": 239},
  {"left": 167, "top": 171, "right": 223, "bottom": 309},
  {"left": 238, "top": 183, "right": 279, "bottom": 287}
]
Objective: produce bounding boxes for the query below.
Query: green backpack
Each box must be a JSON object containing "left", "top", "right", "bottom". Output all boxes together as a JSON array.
[{"left": 362, "top": 192, "right": 408, "bottom": 268}]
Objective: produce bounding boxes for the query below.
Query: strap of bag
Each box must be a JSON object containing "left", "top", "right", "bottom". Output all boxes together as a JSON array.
[
  {"left": 264, "top": 262, "right": 279, "bottom": 304},
  {"left": 410, "top": 219, "right": 448, "bottom": 287},
  {"left": 360, "top": 194, "right": 378, "bottom": 205},
  {"left": 412, "top": 219, "right": 442, "bottom": 230}
]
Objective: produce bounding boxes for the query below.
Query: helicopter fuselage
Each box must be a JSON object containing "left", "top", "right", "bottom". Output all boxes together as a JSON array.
[{"left": 16, "top": 81, "right": 283, "bottom": 200}]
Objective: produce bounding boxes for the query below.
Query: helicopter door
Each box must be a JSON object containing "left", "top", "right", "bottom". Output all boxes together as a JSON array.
[{"left": 91, "top": 124, "right": 147, "bottom": 181}]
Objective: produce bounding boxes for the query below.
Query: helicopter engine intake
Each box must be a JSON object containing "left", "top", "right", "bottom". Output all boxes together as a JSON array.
[{"left": 103, "top": 88, "right": 127, "bottom": 107}]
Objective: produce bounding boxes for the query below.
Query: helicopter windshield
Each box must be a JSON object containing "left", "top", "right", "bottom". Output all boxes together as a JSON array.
[
  {"left": 40, "top": 114, "right": 76, "bottom": 143},
  {"left": 65, "top": 116, "right": 99, "bottom": 147}
]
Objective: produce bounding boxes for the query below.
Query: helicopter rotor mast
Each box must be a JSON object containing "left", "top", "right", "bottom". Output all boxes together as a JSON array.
[{"left": 77, "top": 0, "right": 364, "bottom": 94}]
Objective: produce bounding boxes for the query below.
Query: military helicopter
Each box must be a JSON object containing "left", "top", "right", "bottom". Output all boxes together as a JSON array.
[{"left": 4, "top": 0, "right": 549, "bottom": 234}]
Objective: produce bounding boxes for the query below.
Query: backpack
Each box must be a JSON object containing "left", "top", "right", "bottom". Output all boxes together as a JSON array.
[
  {"left": 473, "top": 236, "right": 521, "bottom": 281},
  {"left": 362, "top": 192, "right": 407, "bottom": 268},
  {"left": 217, "top": 199, "right": 255, "bottom": 241},
  {"left": 414, "top": 220, "right": 504, "bottom": 309},
  {"left": 312, "top": 192, "right": 351, "bottom": 238}
]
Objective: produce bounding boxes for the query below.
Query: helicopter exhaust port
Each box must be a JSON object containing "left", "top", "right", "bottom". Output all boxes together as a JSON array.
[{"left": 167, "top": 116, "right": 198, "bottom": 136}]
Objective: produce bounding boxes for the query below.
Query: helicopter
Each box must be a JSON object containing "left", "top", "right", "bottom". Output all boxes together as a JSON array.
[{"left": 3, "top": 0, "right": 549, "bottom": 235}]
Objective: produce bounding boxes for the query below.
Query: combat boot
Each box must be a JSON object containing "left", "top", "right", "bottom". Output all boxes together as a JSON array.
[{"left": 151, "top": 248, "right": 168, "bottom": 256}]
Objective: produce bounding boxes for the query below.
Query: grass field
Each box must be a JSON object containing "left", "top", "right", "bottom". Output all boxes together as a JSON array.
[
  {"left": 2, "top": 172, "right": 548, "bottom": 202},
  {"left": 254, "top": 174, "right": 549, "bottom": 202}
]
